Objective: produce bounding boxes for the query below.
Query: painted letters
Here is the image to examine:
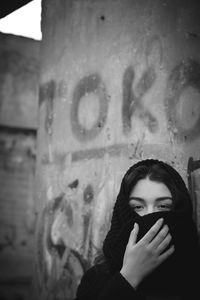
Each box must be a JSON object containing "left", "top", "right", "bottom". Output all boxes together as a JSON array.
[{"left": 71, "top": 74, "right": 108, "bottom": 142}]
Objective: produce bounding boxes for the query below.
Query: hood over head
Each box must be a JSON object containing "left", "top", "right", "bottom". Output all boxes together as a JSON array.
[{"left": 102, "top": 159, "right": 200, "bottom": 296}]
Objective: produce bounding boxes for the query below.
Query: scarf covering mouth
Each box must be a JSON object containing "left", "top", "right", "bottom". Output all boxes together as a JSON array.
[{"left": 102, "top": 159, "right": 200, "bottom": 296}]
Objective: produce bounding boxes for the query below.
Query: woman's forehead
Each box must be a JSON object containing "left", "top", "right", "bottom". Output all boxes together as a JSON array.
[{"left": 129, "top": 178, "right": 172, "bottom": 199}]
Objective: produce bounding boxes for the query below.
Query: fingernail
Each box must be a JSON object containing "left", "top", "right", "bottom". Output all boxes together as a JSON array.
[
  {"left": 158, "top": 218, "right": 164, "bottom": 223},
  {"left": 163, "top": 224, "right": 168, "bottom": 230}
]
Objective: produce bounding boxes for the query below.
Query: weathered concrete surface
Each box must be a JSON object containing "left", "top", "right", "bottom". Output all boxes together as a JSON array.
[
  {"left": 0, "top": 32, "right": 40, "bottom": 129},
  {"left": 35, "top": 0, "right": 200, "bottom": 299},
  {"left": 0, "top": 32, "right": 40, "bottom": 300},
  {"left": 0, "top": 128, "right": 37, "bottom": 300}
]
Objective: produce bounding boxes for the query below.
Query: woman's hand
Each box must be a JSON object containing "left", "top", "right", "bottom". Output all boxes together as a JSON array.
[{"left": 120, "top": 218, "right": 175, "bottom": 289}]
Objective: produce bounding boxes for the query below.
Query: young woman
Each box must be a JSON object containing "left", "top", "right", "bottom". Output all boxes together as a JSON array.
[{"left": 74, "top": 159, "right": 200, "bottom": 300}]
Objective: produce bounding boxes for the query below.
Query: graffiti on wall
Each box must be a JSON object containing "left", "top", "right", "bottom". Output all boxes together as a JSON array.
[
  {"left": 122, "top": 65, "right": 158, "bottom": 134},
  {"left": 71, "top": 74, "right": 109, "bottom": 141},
  {"left": 35, "top": 160, "right": 117, "bottom": 300},
  {"left": 166, "top": 60, "right": 200, "bottom": 142},
  {"left": 35, "top": 192, "right": 95, "bottom": 300},
  {"left": 39, "top": 80, "right": 55, "bottom": 136},
  {"left": 40, "top": 58, "right": 200, "bottom": 144}
]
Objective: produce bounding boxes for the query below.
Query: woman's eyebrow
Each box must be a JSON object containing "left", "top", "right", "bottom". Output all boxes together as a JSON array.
[
  {"left": 129, "top": 197, "right": 145, "bottom": 203},
  {"left": 129, "top": 197, "right": 172, "bottom": 202},
  {"left": 155, "top": 197, "right": 173, "bottom": 202}
]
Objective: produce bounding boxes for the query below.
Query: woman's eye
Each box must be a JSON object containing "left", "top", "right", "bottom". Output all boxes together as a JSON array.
[
  {"left": 158, "top": 204, "right": 172, "bottom": 211},
  {"left": 131, "top": 205, "right": 144, "bottom": 212}
]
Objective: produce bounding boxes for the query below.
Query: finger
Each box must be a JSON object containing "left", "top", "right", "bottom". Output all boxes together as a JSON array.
[
  {"left": 139, "top": 218, "right": 164, "bottom": 245},
  {"left": 128, "top": 223, "right": 139, "bottom": 246},
  {"left": 157, "top": 245, "right": 175, "bottom": 265},
  {"left": 150, "top": 225, "right": 169, "bottom": 249},
  {"left": 156, "top": 233, "right": 172, "bottom": 255}
]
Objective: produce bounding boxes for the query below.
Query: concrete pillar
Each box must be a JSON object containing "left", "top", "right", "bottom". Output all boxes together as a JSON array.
[{"left": 35, "top": 0, "right": 200, "bottom": 299}]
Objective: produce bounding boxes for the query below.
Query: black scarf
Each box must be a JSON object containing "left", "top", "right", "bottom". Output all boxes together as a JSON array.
[{"left": 103, "top": 159, "right": 200, "bottom": 297}]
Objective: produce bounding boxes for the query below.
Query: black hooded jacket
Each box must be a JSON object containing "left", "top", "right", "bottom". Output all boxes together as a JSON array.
[{"left": 75, "top": 159, "right": 200, "bottom": 300}]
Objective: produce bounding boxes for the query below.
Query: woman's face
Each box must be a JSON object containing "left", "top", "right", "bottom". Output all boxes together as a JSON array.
[{"left": 129, "top": 177, "right": 173, "bottom": 216}]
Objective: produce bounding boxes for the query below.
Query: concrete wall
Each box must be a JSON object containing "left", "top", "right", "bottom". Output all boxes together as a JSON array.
[
  {"left": 0, "top": 128, "right": 36, "bottom": 300},
  {"left": 35, "top": 0, "right": 200, "bottom": 299},
  {"left": 0, "top": 33, "right": 39, "bottom": 300}
]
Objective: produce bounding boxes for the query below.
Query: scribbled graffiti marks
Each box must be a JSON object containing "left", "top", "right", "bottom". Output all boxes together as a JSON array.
[{"left": 35, "top": 193, "right": 90, "bottom": 300}]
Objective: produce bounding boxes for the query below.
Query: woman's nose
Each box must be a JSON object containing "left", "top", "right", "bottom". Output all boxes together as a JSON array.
[{"left": 146, "top": 206, "right": 156, "bottom": 214}]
